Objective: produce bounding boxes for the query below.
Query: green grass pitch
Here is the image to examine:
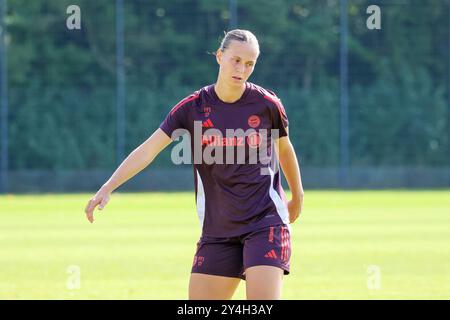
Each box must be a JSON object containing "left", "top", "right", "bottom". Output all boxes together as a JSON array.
[{"left": 0, "top": 190, "right": 449, "bottom": 299}]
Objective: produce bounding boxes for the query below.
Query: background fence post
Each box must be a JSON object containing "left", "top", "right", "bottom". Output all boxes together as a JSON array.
[
  {"left": 0, "top": 0, "right": 8, "bottom": 194},
  {"left": 340, "top": 0, "right": 349, "bottom": 188},
  {"left": 229, "top": 0, "right": 237, "bottom": 30},
  {"left": 116, "top": 0, "right": 125, "bottom": 166}
]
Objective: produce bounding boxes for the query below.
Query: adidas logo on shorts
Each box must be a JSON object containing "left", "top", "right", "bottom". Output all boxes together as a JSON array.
[{"left": 264, "top": 249, "right": 277, "bottom": 259}]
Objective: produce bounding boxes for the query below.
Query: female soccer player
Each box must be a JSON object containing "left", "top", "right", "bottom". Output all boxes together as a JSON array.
[{"left": 85, "top": 29, "right": 304, "bottom": 300}]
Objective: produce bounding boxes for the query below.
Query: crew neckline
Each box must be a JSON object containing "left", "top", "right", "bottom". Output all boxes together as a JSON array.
[{"left": 210, "top": 82, "right": 251, "bottom": 106}]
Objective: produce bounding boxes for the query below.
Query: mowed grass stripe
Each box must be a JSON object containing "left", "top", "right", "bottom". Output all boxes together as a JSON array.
[{"left": 0, "top": 191, "right": 449, "bottom": 299}]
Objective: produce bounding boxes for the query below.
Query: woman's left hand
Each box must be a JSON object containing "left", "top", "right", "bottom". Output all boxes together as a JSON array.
[{"left": 287, "top": 196, "right": 303, "bottom": 224}]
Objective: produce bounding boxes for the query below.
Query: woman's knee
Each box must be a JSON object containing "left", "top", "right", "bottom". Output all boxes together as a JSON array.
[
  {"left": 245, "top": 266, "right": 284, "bottom": 300},
  {"left": 189, "top": 273, "right": 241, "bottom": 300}
]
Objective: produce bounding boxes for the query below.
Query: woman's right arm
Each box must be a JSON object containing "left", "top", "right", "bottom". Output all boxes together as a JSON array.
[{"left": 84, "top": 128, "right": 172, "bottom": 223}]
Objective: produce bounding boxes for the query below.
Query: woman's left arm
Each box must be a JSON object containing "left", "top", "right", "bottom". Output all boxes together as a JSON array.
[{"left": 275, "top": 131, "right": 304, "bottom": 223}]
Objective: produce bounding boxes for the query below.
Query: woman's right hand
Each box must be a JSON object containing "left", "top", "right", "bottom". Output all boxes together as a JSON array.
[
  {"left": 84, "top": 185, "right": 111, "bottom": 223},
  {"left": 83, "top": 129, "right": 172, "bottom": 224}
]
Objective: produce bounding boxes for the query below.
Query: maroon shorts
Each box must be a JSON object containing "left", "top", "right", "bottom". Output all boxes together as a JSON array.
[{"left": 191, "top": 224, "right": 291, "bottom": 280}]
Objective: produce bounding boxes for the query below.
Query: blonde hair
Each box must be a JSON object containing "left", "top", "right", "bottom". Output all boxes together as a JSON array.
[{"left": 218, "top": 29, "right": 260, "bottom": 54}]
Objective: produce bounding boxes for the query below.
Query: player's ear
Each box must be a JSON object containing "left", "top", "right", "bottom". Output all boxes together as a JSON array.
[{"left": 216, "top": 49, "right": 222, "bottom": 65}]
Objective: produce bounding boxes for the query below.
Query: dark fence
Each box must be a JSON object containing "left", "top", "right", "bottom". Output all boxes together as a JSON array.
[{"left": 0, "top": 0, "right": 449, "bottom": 192}]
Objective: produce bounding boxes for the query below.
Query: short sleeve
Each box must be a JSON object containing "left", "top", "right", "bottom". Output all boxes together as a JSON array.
[
  {"left": 265, "top": 92, "right": 289, "bottom": 138},
  {"left": 273, "top": 99, "right": 289, "bottom": 138},
  {"left": 159, "top": 94, "right": 196, "bottom": 140}
]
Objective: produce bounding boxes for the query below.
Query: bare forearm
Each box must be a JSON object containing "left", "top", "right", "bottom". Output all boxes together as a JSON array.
[
  {"left": 279, "top": 143, "right": 304, "bottom": 201},
  {"left": 103, "top": 129, "right": 171, "bottom": 193},
  {"left": 85, "top": 128, "right": 171, "bottom": 223},
  {"left": 103, "top": 146, "right": 154, "bottom": 192}
]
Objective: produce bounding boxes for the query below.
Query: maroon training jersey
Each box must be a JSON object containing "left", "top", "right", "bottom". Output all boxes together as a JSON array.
[{"left": 159, "top": 82, "right": 290, "bottom": 237}]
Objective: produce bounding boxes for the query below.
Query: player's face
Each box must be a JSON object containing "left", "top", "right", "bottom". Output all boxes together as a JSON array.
[{"left": 216, "top": 40, "right": 259, "bottom": 87}]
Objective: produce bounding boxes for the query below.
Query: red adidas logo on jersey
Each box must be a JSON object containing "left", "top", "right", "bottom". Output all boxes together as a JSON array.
[
  {"left": 264, "top": 249, "right": 278, "bottom": 259},
  {"left": 202, "top": 119, "right": 214, "bottom": 128}
]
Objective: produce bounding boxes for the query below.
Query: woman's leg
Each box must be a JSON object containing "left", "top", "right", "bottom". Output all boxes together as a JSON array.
[
  {"left": 242, "top": 224, "right": 291, "bottom": 300},
  {"left": 245, "top": 265, "right": 284, "bottom": 300},
  {"left": 189, "top": 273, "right": 241, "bottom": 300}
]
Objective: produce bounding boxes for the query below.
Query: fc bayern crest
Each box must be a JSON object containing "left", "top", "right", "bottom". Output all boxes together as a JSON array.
[{"left": 248, "top": 115, "right": 260, "bottom": 128}]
